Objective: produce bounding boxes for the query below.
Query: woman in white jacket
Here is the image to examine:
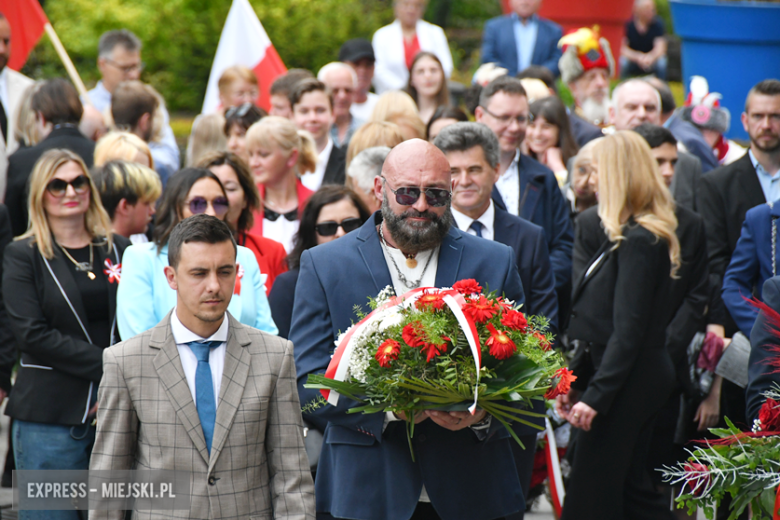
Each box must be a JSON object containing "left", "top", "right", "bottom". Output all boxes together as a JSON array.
[{"left": 372, "top": 0, "right": 453, "bottom": 94}]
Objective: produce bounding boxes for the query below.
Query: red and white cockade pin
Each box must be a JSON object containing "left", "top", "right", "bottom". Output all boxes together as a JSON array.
[
  {"left": 103, "top": 259, "right": 122, "bottom": 284},
  {"left": 233, "top": 263, "right": 245, "bottom": 295}
]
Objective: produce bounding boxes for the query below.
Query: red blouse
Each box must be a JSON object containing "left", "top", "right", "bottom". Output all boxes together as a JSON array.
[{"left": 238, "top": 231, "right": 288, "bottom": 295}]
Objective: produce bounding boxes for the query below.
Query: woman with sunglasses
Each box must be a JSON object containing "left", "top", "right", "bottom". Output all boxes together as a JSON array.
[
  {"left": 3, "top": 149, "right": 130, "bottom": 519},
  {"left": 197, "top": 150, "right": 288, "bottom": 295},
  {"left": 224, "top": 103, "right": 266, "bottom": 164},
  {"left": 269, "top": 185, "right": 370, "bottom": 339},
  {"left": 117, "top": 168, "right": 277, "bottom": 339},
  {"left": 245, "top": 116, "right": 317, "bottom": 253}
]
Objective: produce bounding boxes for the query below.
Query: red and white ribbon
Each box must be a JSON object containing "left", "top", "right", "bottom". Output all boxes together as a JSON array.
[
  {"left": 233, "top": 263, "right": 244, "bottom": 295},
  {"left": 103, "top": 259, "right": 121, "bottom": 284},
  {"left": 544, "top": 417, "right": 565, "bottom": 517},
  {"left": 322, "top": 287, "right": 483, "bottom": 414}
]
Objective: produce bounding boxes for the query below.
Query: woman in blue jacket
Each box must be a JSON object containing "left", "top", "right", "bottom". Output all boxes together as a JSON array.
[
  {"left": 722, "top": 201, "right": 780, "bottom": 337},
  {"left": 117, "top": 168, "right": 277, "bottom": 339}
]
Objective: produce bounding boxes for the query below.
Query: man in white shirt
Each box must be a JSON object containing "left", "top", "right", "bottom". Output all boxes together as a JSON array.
[
  {"left": 85, "top": 29, "right": 180, "bottom": 174},
  {"left": 291, "top": 78, "right": 346, "bottom": 190},
  {"left": 338, "top": 39, "right": 379, "bottom": 121},
  {"left": 90, "top": 214, "right": 315, "bottom": 519},
  {"left": 0, "top": 12, "right": 34, "bottom": 200},
  {"left": 317, "top": 62, "right": 364, "bottom": 148}
]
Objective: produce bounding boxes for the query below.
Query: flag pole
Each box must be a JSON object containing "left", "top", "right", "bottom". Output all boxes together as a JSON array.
[{"left": 43, "top": 23, "right": 93, "bottom": 106}]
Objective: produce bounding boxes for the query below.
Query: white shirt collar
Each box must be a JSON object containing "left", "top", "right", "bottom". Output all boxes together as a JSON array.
[
  {"left": 301, "top": 137, "right": 334, "bottom": 191},
  {"left": 451, "top": 200, "right": 495, "bottom": 239},
  {"left": 170, "top": 307, "right": 230, "bottom": 345}
]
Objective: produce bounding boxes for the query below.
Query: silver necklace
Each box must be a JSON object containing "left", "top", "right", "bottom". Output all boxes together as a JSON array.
[{"left": 378, "top": 225, "right": 434, "bottom": 289}]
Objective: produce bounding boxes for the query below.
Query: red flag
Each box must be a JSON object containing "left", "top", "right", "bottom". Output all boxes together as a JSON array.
[{"left": 0, "top": 0, "right": 49, "bottom": 71}]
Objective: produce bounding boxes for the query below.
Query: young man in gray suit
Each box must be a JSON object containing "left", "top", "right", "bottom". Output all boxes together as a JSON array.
[{"left": 90, "top": 215, "right": 314, "bottom": 520}]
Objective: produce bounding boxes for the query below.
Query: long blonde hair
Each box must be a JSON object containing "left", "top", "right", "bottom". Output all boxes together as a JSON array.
[
  {"left": 245, "top": 116, "right": 317, "bottom": 175},
  {"left": 593, "top": 131, "right": 680, "bottom": 276},
  {"left": 19, "top": 149, "right": 114, "bottom": 259}
]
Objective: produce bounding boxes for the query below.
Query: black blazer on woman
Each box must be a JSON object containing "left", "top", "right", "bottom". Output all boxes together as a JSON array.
[
  {"left": 3, "top": 234, "right": 130, "bottom": 425},
  {"left": 567, "top": 222, "right": 676, "bottom": 416}
]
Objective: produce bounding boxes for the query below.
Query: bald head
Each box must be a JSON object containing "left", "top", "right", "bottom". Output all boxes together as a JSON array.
[
  {"left": 382, "top": 138, "right": 451, "bottom": 184},
  {"left": 610, "top": 79, "right": 661, "bottom": 130}
]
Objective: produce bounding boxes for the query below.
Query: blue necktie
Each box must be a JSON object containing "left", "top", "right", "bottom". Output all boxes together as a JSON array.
[
  {"left": 469, "top": 220, "right": 484, "bottom": 238},
  {"left": 187, "top": 340, "right": 222, "bottom": 454}
]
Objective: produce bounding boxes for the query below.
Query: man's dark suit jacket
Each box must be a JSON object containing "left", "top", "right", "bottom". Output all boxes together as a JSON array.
[
  {"left": 322, "top": 143, "right": 346, "bottom": 186},
  {"left": 0, "top": 205, "right": 16, "bottom": 392},
  {"left": 491, "top": 154, "right": 574, "bottom": 293},
  {"left": 667, "top": 113, "right": 718, "bottom": 173},
  {"left": 697, "top": 152, "right": 764, "bottom": 333},
  {"left": 480, "top": 14, "right": 563, "bottom": 77},
  {"left": 568, "top": 110, "right": 604, "bottom": 147},
  {"left": 574, "top": 206, "right": 709, "bottom": 371},
  {"left": 6, "top": 126, "right": 96, "bottom": 236},
  {"left": 747, "top": 276, "right": 780, "bottom": 421},
  {"left": 670, "top": 151, "right": 702, "bottom": 213},
  {"left": 291, "top": 213, "right": 527, "bottom": 520}
]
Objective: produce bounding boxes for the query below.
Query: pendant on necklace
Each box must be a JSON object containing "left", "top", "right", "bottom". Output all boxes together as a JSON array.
[
  {"left": 87, "top": 271, "right": 96, "bottom": 280},
  {"left": 405, "top": 257, "right": 418, "bottom": 269}
]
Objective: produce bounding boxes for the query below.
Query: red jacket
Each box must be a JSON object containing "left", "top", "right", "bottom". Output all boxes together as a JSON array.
[
  {"left": 238, "top": 231, "right": 288, "bottom": 295},
  {"left": 249, "top": 180, "right": 314, "bottom": 237}
]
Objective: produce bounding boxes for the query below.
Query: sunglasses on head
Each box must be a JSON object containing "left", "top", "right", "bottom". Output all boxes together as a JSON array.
[
  {"left": 46, "top": 175, "right": 90, "bottom": 197},
  {"left": 225, "top": 102, "right": 254, "bottom": 119},
  {"left": 381, "top": 177, "right": 451, "bottom": 207},
  {"left": 186, "top": 196, "right": 230, "bottom": 217},
  {"left": 315, "top": 217, "right": 363, "bottom": 237}
]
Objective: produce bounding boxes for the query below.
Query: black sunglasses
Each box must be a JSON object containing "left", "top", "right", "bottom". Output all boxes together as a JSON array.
[
  {"left": 46, "top": 175, "right": 90, "bottom": 197},
  {"left": 315, "top": 217, "right": 363, "bottom": 237},
  {"left": 381, "top": 177, "right": 451, "bottom": 207},
  {"left": 225, "top": 102, "right": 254, "bottom": 119},
  {"left": 186, "top": 196, "right": 230, "bottom": 217}
]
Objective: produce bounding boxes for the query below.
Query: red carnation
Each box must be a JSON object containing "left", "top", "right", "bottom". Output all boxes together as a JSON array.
[
  {"left": 534, "top": 331, "right": 551, "bottom": 351},
  {"left": 402, "top": 322, "right": 425, "bottom": 348},
  {"left": 452, "top": 279, "right": 482, "bottom": 295},
  {"left": 544, "top": 368, "right": 577, "bottom": 399},
  {"left": 496, "top": 297, "right": 514, "bottom": 312},
  {"left": 415, "top": 290, "right": 446, "bottom": 312},
  {"left": 375, "top": 339, "right": 401, "bottom": 368},
  {"left": 758, "top": 398, "right": 780, "bottom": 431},
  {"left": 500, "top": 310, "right": 528, "bottom": 332},
  {"left": 463, "top": 295, "right": 498, "bottom": 323},
  {"left": 683, "top": 463, "right": 710, "bottom": 497},
  {"left": 420, "top": 341, "right": 447, "bottom": 362},
  {"left": 486, "top": 323, "right": 517, "bottom": 360}
]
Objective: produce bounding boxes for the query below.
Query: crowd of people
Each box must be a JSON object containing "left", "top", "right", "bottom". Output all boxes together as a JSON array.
[{"left": 0, "top": 1, "right": 777, "bottom": 519}]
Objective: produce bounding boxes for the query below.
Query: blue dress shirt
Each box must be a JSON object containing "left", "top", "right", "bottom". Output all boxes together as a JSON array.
[
  {"left": 512, "top": 13, "right": 539, "bottom": 74},
  {"left": 751, "top": 149, "right": 780, "bottom": 204}
]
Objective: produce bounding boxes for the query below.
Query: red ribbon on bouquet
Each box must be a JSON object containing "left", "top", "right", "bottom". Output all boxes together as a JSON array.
[{"left": 321, "top": 287, "right": 483, "bottom": 412}]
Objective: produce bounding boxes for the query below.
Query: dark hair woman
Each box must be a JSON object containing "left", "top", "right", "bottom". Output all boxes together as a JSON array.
[
  {"left": 268, "top": 185, "right": 371, "bottom": 339},
  {"left": 404, "top": 51, "right": 450, "bottom": 125},
  {"left": 116, "top": 167, "right": 277, "bottom": 339},
  {"left": 3, "top": 149, "right": 130, "bottom": 519},
  {"left": 526, "top": 96, "right": 580, "bottom": 187},
  {"left": 197, "top": 150, "right": 288, "bottom": 294},
  {"left": 223, "top": 102, "right": 267, "bottom": 164},
  {"left": 426, "top": 106, "right": 469, "bottom": 142}
]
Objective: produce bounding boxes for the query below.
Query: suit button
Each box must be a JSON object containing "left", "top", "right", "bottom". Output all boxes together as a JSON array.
[{"left": 208, "top": 476, "right": 216, "bottom": 486}]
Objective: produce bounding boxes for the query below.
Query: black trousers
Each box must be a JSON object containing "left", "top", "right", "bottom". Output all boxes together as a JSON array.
[
  {"left": 505, "top": 433, "right": 539, "bottom": 520},
  {"left": 320, "top": 502, "right": 507, "bottom": 520}
]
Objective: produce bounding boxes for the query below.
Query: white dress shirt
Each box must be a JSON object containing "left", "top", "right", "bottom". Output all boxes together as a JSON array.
[
  {"left": 451, "top": 201, "right": 496, "bottom": 241},
  {"left": 263, "top": 217, "right": 300, "bottom": 254},
  {"left": 171, "top": 308, "right": 228, "bottom": 407},
  {"left": 380, "top": 244, "right": 439, "bottom": 296},
  {"left": 301, "top": 137, "right": 334, "bottom": 192},
  {"left": 350, "top": 93, "right": 379, "bottom": 121},
  {"left": 495, "top": 151, "right": 522, "bottom": 216}
]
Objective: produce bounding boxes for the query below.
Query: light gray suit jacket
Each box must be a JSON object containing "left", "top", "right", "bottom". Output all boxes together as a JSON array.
[
  {"left": 89, "top": 312, "right": 315, "bottom": 520},
  {"left": 0, "top": 68, "right": 34, "bottom": 201}
]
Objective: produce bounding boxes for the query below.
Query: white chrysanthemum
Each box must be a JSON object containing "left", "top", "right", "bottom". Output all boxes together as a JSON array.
[{"left": 378, "top": 310, "right": 404, "bottom": 331}]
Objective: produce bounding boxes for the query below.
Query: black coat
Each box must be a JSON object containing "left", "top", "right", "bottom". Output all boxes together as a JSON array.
[
  {"left": 5, "top": 126, "right": 96, "bottom": 236},
  {"left": 322, "top": 143, "right": 346, "bottom": 186},
  {"left": 0, "top": 205, "right": 17, "bottom": 392},
  {"left": 3, "top": 234, "right": 130, "bottom": 425},
  {"left": 696, "top": 152, "right": 764, "bottom": 333},
  {"left": 267, "top": 267, "right": 299, "bottom": 340},
  {"left": 568, "top": 110, "right": 604, "bottom": 147},
  {"left": 670, "top": 151, "right": 702, "bottom": 213}
]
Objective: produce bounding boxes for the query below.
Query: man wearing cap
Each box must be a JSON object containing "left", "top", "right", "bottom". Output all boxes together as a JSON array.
[
  {"left": 557, "top": 27, "right": 611, "bottom": 145},
  {"left": 339, "top": 39, "right": 379, "bottom": 121}
]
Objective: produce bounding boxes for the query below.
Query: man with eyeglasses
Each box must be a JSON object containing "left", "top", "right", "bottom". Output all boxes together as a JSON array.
[
  {"left": 292, "top": 138, "right": 528, "bottom": 520},
  {"left": 475, "top": 75, "right": 573, "bottom": 327},
  {"left": 85, "top": 30, "right": 180, "bottom": 173}
]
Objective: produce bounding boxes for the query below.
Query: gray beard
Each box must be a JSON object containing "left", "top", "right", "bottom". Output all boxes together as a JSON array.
[
  {"left": 581, "top": 97, "right": 610, "bottom": 125},
  {"left": 381, "top": 192, "right": 453, "bottom": 255}
]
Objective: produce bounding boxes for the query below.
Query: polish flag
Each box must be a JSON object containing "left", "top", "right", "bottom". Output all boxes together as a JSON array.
[
  {"left": 0, "top": 0, "right": 49, "bottom": 71},
  {"left": 201, "top": 0, "right": 286, "bottom": 114}
]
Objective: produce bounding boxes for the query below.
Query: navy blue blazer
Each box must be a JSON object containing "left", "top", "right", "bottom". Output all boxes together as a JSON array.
[
  {"left": 667, "top": 113, "right": 718, "bottom": 174},
  {"left": 480, "top": 14, "right": 563, "bottom": 77},
  {"left": 722, "top": 202, "right": 780, "bottom": 337},
  {"left": 291, "top": 214, "right": 526, "bottom": 520},
  {"left": 747, "top": 276, "right": 780, "bottom": 421},
  {"left": 492, "top": 154, "right": 574, "bottom": 292}
]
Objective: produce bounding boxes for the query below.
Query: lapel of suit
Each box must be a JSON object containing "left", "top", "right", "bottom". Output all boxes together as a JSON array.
[
  {"left": 43, "top": 247, "right": 91, "bottom": 340},
  {"left": 492, "top": 207, "right": 513, "bottom": 245},
  {"left": 321, "top": 145, "right": 343, "bottom": 185},
  {"left": 150, "top": 313, "right": 210, "bottom": 465},
  {"left": 208, "top": 315, "right": 251, "bottom": 471},
  {"left": 530, "top": 17, "right": 546, "bottom": 66},
  {"left": 518, "top": 156, "right": 542, "bottom": 220},
  {"left": 434, "top": 227, "right": 464, "bottom": 287},
  {"left": 739, "top": 153, "right": 766, "bottom": 205},
  {"left": 571, "top": 238, "right": 613, "bottom": 302},
  {"left": 491, "top": 185, "right": 508, "bottom": 211},
  {"left": 357, "top": 214, "right": 393, "bottom": 294},
  {"left": 503, "top": 16, "right": 519, "bottom": 72}
]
